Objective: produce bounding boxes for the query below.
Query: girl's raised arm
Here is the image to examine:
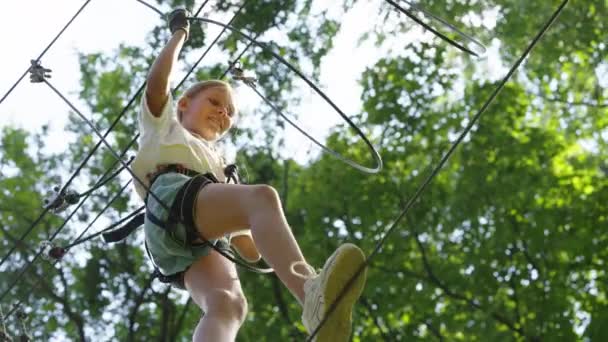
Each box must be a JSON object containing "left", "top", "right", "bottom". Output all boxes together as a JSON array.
[{"left": 145, "top": 9, "right": 189, "bottom": 117}]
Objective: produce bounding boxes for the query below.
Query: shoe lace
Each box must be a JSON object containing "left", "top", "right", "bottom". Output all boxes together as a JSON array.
[{"left": 290, "top": 261, "right": 319, "bottom": 280}]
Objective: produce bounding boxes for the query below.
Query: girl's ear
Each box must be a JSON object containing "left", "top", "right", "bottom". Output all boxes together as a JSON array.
[{"left": 177, "top": 97, "right": 189, "bottom": 112}]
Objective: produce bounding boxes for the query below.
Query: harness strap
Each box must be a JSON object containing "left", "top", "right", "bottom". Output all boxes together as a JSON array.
[
  {"left": 169, "top": 173, "right": 220, "bottom": 247},
  {"left": 102, "top": 163, "right": 274, "bottom": 288},
  {"left": 144, "top": 241, "right": 183, "bottom": 285},
  {"left": 102, "top": 213, "right": 145, "bottom": 243}
]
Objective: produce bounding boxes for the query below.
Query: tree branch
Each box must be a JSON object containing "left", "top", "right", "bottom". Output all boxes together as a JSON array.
[
  {"left": 30, "top": 270, "right": 86, "bottom": 341},
  {"left": 423, "top": 319, "right": 444, "bottom": 342},
  {"left": 360, "top": 296, "right": 392, "bottom": 341},
  {"left": 537, "top": 93, "right": 608, "bottom": 108},
  {"left": 413, "top": 231, "right": 526, "bottom": 338},
  {"left": 127, "top": 274, "right": 155, "bottom": 342},
  {"left": 170, "top": 298, "right": 193, "bottom": 342},
  {"left": 271, "top": 274, "right": 292, "bottom": 324},
  {"left": 158, "top": 288, "right": 172, "bottom": 342}
]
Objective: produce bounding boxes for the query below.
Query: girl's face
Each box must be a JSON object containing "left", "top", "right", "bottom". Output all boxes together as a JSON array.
[{"left": 178, "top": 86, "right": 235, "bottom": 141}]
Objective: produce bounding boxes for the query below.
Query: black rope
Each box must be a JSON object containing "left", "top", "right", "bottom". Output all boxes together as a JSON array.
[
  {"left": 78, "top": 157, "right": 134, "bottom": 197},
  {"left": 174, "top": 1, "right": 248, "bottom": 91},
  {"left": 185, "top": 16, "right": 384, "bottom": 174},
  {"left": 0, "top": 0, "right": 215, "bottom": 270},
  {"left": 0, "top": 0, "right": 93, "bottom": 105},
  {"left": 385, "top": 0, "right": 486, "bottom": 57},
  {"left": 65, "top": 180, "right": 133, "bottom": 249},
  {"left": 65, "top": 206, "right": 145, "bottom": 250},
  {"left": 307, "top": 0, "right": 569, "bottom": 340}
]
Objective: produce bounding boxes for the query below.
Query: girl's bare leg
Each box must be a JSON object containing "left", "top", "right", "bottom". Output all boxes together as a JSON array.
[
  {"left": 185, "top": 250, "right": 247, "bottom": 342},
  {"left": 230, "top": 234, "right": 261, "bottom": 263},
  {"left": 194, "top": 183, "right": 314, "bottom": 303}
]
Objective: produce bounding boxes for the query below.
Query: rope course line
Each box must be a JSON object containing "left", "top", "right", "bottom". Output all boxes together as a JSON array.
[
  {"left": 0, "top": 168, "right": 133, "bottom": 304},
  {"left": 174, "top": 1, "right": 248, "bottom": 91},
  {"left": 0, "top": 0, "right": 216, "bottom": 270},
  {"left": 0, "top": 0, "right": 93, "bottom": 105},
  {"left": 2, "top": 3, "right": 274, "bottom": 308},
  {"left": 2, "top": 181, "right": 136, "bottom": 321},
  {"left": 0, "top": 138, "right": 134, "bottom": 268},
  {"left": 307, "top": 0, "right": 569, "bottom": 339},
  {"left": 385, "top": 0, "right": 486, "bottom": 57}
]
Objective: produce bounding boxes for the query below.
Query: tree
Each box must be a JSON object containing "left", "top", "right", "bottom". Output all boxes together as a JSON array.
[{"left": 0, "top": 0, "right": 606, "bottom": 340}]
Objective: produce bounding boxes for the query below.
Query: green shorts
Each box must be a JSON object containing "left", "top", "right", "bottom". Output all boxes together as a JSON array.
[{"left": 144, "top": 172, "right": 229, "bottom": 277}]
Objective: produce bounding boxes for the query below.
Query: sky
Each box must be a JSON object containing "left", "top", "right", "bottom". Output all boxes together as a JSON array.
[
  {"left": 0, "top": 0, "right": 393, "bottom": 164},
  {"left": 0, "top": 0, "right": 158, "bottom": 151},
  {"left": 0, "top": 0, "right": 510, "bottom": 167}
]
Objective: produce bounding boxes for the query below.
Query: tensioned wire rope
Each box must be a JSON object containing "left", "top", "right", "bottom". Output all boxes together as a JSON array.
[
  {"left": 0, "top": 0, "right": 93, "bottom": 105},
  {"left": 3, "top": 180, "right": 135, "bottom": 319},
  {"left": 307, "top": 1, "right": 569, "bottom": 340},
  {"left": 0, "top": 0, "right": 263, "bottom": 307},
  {"left": 0, "top": 0, "right": 99, "bottom": 268},
  {"left": 385, "top": 0, "right": 487, "bottom": 57},
  {"left": 0, "top": 0, "right": 232, "bottom": 269},
  {"left": 0, "top": 151, "right": 135, "bottom": 305}
]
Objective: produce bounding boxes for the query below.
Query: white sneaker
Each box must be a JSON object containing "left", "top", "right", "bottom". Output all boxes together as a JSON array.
[{"left": 296, "top": 243, "right": 367, "bottom": 342}]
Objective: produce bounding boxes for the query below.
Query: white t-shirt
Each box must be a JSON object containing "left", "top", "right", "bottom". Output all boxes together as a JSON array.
[{"left": 132, "top": 90, "right": 226, "bottom": 200}]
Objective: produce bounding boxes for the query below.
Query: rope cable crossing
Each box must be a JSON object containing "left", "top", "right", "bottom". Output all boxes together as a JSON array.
[
  {"left": 2, "top": 181, "right": 136, "bottom": 321},
  {"left": 0, "top": 0, "right": 218, "bottom": 270},
  {"left": 1, "top": 0, "right": 288, "bottom": 316},
  {"left": 0, "top": 0, "right": 93, "bottom": 105},
  {"left": 307, "top": 0, "right": 570, "bottom": 339}
]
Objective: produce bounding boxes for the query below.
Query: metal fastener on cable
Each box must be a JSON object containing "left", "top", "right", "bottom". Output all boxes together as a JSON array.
[
  {"left": 43, "top": 186, "right": 80, "bottom": 214},
  {"left": 230, "top": 61, "right": 257, "bottom": 87},
  {"left": 28, "top": 60, "right": 52, "bottom": 83}
]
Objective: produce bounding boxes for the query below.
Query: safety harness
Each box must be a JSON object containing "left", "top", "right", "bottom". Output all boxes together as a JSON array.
[{"left": 102, "top": 164, "right": 260, "bottom": 289}]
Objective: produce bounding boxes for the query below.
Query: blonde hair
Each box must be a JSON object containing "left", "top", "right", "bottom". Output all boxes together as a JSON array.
[{"left": 177, "top": 80, "right": 238, "bottom": 122}]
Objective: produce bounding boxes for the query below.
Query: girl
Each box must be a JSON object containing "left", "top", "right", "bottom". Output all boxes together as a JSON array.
[{"left": 131, "top": 9, "right": 367, "bottom": 341}]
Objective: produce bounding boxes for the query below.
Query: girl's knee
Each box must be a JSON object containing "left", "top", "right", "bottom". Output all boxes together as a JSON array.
[
  {"left": 249, "top": 184, "right": 280, "bottom": 209},
  {"left": 205, "top": 289, "right": 248, "bottom": 323}
]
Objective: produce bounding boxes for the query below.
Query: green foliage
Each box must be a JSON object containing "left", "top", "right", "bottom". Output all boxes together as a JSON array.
[{"left": 1, "top": 0, "right": 606, "bottom": 341}]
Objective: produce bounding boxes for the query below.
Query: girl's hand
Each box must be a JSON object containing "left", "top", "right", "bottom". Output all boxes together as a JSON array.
[{"left": 167, "top": 8, "right": 190, "bottom": 40}]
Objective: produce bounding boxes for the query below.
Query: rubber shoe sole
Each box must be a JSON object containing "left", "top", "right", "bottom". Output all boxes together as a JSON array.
[{"left": 315, "top": 243, "right": 367, "bottom": 342}]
